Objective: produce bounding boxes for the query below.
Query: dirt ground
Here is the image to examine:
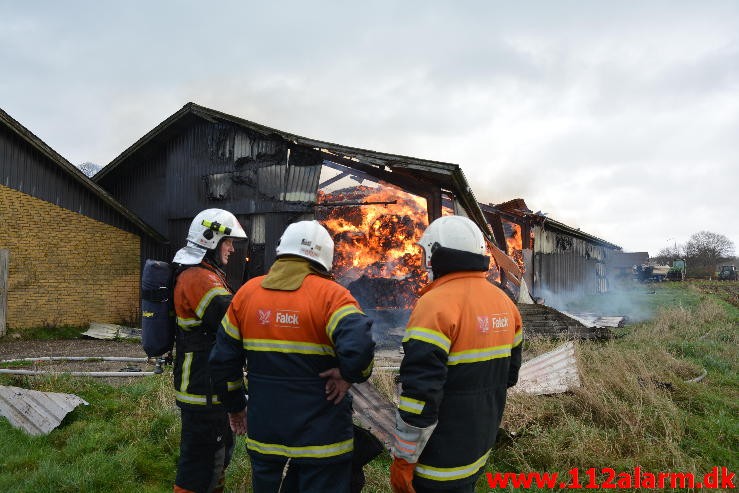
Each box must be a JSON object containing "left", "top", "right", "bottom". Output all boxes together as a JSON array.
[
  {"left": 0, "top": 339, "right": 157, "bottom": 378},
  {"left": 693, "top": 280, "right": 739, "bottom": 307},
  {"left": 0, "top": 338, "right": 148, "bottom": 360}
]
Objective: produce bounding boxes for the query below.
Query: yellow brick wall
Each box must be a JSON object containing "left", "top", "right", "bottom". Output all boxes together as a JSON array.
[{"left": 0, "top": 183, "right": 140, "bottom": 329}]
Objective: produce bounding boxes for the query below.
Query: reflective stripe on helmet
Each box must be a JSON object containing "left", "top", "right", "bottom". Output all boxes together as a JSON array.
[{"left": 201, "top": 219, "right": 232, "bottom": 236}]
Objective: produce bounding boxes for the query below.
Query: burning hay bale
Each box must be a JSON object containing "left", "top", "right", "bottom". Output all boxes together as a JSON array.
[{"left": 347, "top": 275, "right": 424, "bottom": 310}]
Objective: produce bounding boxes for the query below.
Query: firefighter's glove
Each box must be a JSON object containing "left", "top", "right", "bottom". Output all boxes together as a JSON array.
[
  {"left": 390, "top": 457, "right": 416, "bottom": 493},
  {"left": 392, "top": 411, "right": 436, "bottom": 463}
]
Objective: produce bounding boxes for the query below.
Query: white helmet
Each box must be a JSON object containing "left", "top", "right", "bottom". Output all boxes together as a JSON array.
[
  {"left": 173, "top": 208, "right": 247, "bottom": 265},
  {"left": 275, "top": 220, "right": 334, "bottom": 272},
  {"left": 418, "top": 215, "right": 486, "bottom": 269}
]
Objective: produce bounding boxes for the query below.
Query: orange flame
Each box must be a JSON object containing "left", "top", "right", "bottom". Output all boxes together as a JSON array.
[
  {"left": 316, "top": 185, "right": 429, "bottom": 308},
  {"left": 505, "top": 222, "right": 525, "bottom": 272}
]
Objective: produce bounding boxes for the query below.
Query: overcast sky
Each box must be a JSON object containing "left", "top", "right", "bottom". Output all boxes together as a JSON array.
[{"left": 1, "top": 1, "right": 737, "bottom": 255}]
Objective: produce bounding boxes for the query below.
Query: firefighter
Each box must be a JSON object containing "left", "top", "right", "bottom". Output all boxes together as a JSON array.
[
  {"left": 390, "top": 216, "right": 523, "bottom": 493},
  {"left": 172, "top": 208, "right": 247, "bottom": 493},
  {"left": 209, "top": 220, "right": 376, "bottom": 493}
]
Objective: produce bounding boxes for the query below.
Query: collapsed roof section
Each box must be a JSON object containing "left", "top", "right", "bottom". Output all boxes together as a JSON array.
[{"left": 481, "top": 199, "right": 621, "bottom": 252}]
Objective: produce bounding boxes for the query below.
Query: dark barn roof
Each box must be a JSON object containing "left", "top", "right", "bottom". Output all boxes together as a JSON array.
[
  {"left": 95, "top": 102, "right": 521, "bottom": 280},
  {"left": 97, "top": 103, "right": 479, "bottom": 218},
  {"left": 0, "top": 107, "right": 165, "bottom": 243}
]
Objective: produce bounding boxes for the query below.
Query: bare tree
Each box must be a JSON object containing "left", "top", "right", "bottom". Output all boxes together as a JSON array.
[
  {"left": 78, "top": 162, "right": 102, "bottom": 178},
  {"left": 652, "top": 245, "right": 683, "bottom": 265},
  {"left": 684, "top": 231, "right": 735, "bottom": 277}
]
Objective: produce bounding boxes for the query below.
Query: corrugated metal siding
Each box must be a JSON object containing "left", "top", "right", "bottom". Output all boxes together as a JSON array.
[
  {"left": 0, "top": 125, "right": 141, "bottom": 235},
  {"left": 98, "top": 120, "right": 319, "bottom": 267},
  {"left": 284, "top": 159, "right": 321, "bottom": 202},
  {"left": 533, "top": 226, "right": 612, "bottom": 297},
  {"left": 251, "top": 214, "right": 266, "bottom": 244}
]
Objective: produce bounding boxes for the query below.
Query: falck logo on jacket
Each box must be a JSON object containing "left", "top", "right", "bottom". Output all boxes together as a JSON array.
[
  {"left": 257, "top": 309, "right": 271, "bottom": 325},
  {"left": 276, "top": 310, "right": 300, "bottom": 326},
  {"left": 478, "top": 313, "right": 510, "bottom": 334}
]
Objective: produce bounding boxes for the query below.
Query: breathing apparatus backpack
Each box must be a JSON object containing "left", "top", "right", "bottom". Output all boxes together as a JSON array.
[{"left": 141, "top": 259, "right": 176, "bottom": 358}]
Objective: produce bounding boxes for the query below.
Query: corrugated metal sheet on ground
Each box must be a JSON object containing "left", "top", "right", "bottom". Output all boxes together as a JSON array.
[
  {"left": 510, "top": 341, "right": 581, "bottom": 395},
  {"left": 81, "top": 322, "right": 141, "bottom": 340},
  {"left": 0, "top": 385, "right": 88, "bottom": 435},
  {"left": 560, "top": 312, "right": 625, "bottom": 329},
  {"left": 350, "top": 342, "right": 581, "bottom": 448}
]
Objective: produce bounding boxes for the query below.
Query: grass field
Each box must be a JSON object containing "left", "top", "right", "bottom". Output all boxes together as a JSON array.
[{"left": 0, "top": 281, "right": 736, "bottom": 492}]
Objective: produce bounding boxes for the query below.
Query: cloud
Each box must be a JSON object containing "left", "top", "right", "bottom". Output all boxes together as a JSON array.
[{"left": 1, "top": 0, "right": 738, "bottom": 255}]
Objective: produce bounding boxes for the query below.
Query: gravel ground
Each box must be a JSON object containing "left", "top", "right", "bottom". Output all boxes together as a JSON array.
[
  {"left": 0, "top": 338, "right": 148, "bottom": 360},
  {"left": 0, "top": 339, "right": 159, "bottom": 382}
]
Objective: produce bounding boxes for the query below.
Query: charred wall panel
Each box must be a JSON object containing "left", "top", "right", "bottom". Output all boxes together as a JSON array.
[
  {"left": 99, "top": 119, "right": 319, "bottom": 266},
  {"left": 533, "top": 226, "right": 611, "bottom": 301},
  {"left": 0, "top": 125, "right": 142, "bottom": 236}
]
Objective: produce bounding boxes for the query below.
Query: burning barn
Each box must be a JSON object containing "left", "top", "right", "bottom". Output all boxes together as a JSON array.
[
  {"left": 480, "top": 199, "right": 623, "bottom": 309},
  {"left": 93, "top": 103, "right": 522, "bottom": 346}
]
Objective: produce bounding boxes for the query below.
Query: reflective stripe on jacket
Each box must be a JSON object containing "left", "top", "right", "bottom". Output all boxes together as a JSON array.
[
  {"left": 173, "top": 261, "right": 233, "bottom": 410},
  {"left": 209, "top": 258, "right": 375, "bottom": 464},
  {"left": 399, "top": 271, "right": 523, "bottom": 489}
]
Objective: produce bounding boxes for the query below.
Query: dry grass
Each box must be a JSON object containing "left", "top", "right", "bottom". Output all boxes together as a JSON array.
[
  {"left": 369, "top": 367, "right": 399, "bottom": 405},
  {"left": 494, "top": 296, "right": 737, "bottom": 489}
]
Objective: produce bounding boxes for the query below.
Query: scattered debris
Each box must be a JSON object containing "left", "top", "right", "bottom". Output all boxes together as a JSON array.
[
  {"left": 81, "top": 323, "right": 141, "bottom": 340},
  {"left": 518, "top": 303, "right": 613, "bottom": 339},
  {"left": 351, "top": 342, "right": 582, "bottom": 448},
  {"left": 685, "top": 368, "right": 708, "bottom": 384},
  {"left": 0, "top": 385, "right": 88, "bottom": 435},
  {"left": 350, "top": 381, "right": 396, "bottom": 450},
  {"left": 560, "top": 312, "right": 625, "bottom": 329},
  {"left": 510, "top": 341, "right": 581, "bottom": 395}
]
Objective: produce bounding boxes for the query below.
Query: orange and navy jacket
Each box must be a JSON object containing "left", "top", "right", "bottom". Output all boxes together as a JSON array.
[
  {"left": 398, "top": 271, "right": 523, "bottom": 488},
  {"left": 209, "top": 257, "right": 375, "bottom": 464},
  {"left": 173, "top": 260, "right": 233, "bottom": 410}
]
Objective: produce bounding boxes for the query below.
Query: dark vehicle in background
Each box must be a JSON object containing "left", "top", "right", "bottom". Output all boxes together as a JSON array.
[
  {"left": 635, "top": 259, "right": 686, "bottom": 282},
  {"left": 718, "top": 265, "right": 738, "bottom": 281}
]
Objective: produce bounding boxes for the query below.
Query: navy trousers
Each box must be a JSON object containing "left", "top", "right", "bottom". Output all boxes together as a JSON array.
[
  {"left": 250, "top": 455, "right": 352, "bottom": 493},
  {"left": 175, "top": 409, "right": 234, "bottom": 493}
]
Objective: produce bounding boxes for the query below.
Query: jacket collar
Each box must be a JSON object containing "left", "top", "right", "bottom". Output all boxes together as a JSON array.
[
  {"left": 418, "top": 271, "right": 487, "bottom": 296},
  {"left": 261, "top": 257, "right": 331, "bottom": 291}
]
